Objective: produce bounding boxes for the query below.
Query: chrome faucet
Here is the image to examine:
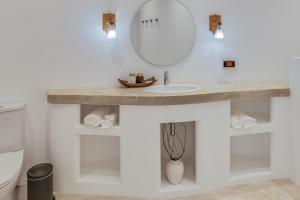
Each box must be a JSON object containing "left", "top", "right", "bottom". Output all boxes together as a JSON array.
[{"left": 164, "top": 71, "right": 170, "bottom": 85}]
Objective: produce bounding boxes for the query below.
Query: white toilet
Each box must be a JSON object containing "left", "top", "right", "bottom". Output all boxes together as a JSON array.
[{"left": 0, "top": 102, "right": 25, "bottom": 200}]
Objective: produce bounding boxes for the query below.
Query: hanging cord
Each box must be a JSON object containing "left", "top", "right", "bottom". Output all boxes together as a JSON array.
[{"left": 162, "top": 123, "right": 187, "bottom": 161}]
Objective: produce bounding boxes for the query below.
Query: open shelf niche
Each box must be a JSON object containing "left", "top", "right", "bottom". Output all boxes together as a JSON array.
[
  {"left": 79, "top": 135, "right": 121, "bottom": 183},
  {"left": 160, "top": 121, "right": 196, "bottom": 191},
  {"left": 231, "top": 98, "right": 271, "bottom": 124},
  {"left": 230, "top": 132, "right": 271, "bottom": 177},
  {"left": 80, "top": 105, "right": 120, "bottom": 128}
]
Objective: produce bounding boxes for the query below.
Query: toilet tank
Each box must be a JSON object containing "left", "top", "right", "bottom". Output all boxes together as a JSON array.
[{"left": 0, "top": 102, "right": 25, "bottom": 153}]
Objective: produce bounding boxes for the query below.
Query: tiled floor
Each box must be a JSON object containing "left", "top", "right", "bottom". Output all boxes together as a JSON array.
[{"left": 17, "top": 179, "right": 300, "bottom": 200}]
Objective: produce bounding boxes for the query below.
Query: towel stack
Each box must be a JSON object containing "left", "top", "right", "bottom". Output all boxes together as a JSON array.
[
  {"left": 231, "top": 110, "right": 257, "bottom": 129},
  {"left": 84, "top": 108, "right": 118, "bottom": 128},
  {"left": 101, "top": 113, "right": 118, "bottom": 128}
]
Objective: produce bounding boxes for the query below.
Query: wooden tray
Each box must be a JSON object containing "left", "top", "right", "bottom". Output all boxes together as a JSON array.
[{"left": 118, "top": 77, "right": 157, "bottom": 88}]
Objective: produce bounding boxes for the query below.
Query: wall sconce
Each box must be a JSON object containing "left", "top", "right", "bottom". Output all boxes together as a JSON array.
[
  {"left": 103, "top": 13, "right": 117, "bottom": 39},
  {"left": 209, "top": 15, "right": 224, "bottom": 39}
]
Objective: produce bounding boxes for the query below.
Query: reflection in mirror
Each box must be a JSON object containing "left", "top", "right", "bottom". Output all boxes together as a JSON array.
[{"left": 131, "top": 0, "right": 196, "bottom": 66}]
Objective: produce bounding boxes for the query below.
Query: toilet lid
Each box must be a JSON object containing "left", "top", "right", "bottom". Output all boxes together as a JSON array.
[{"left": 0, "top": 150, "right": 23, "bottom": 188}]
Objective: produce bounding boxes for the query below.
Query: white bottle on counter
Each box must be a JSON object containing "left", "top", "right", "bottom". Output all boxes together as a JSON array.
[{"left": 128, "top": 73, "right": 136, "bottom": 84}]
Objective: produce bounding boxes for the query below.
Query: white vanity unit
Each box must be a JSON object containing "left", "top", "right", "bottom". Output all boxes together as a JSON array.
[
  {"left": 47, "top": 82, "right": 292, "bottom": 198},
  {"left": 46, "top": 1, "right": 295, "bottom": 197}
]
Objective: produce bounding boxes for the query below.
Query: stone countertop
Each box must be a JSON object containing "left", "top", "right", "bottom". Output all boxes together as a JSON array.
[{"left": 47, "top": 82, "right": 290, "bottom": 106}]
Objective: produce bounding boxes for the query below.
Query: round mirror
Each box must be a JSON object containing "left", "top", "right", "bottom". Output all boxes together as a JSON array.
[{"left": 131, "top": 0, "right": 196, "bottom": 66}]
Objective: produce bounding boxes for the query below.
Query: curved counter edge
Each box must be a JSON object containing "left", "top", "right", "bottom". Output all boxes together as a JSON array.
[{"left": 47, "top": 82, "right": 290, "bottom": 106}]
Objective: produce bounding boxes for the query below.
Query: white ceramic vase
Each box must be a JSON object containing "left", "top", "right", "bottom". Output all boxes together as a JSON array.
[{"left": 166, "top": 160, "right": 184, "bottom": 185}]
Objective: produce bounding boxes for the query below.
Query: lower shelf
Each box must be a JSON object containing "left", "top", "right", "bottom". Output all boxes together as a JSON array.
[
  {"left": 80, "top": 135, "right": 120, "bottom": 184},
  {"left": 229, "top": 168, "right": 271, "bottom": 185},
  {"left": 231, "top": 154, "right": 270, "bottom": 174},
  {"left": 79, "top": 174, "right": 121, "bottom": 184},
  {"left": 80, "top": 159, "right": 121, "bottom": 184},
  {"left": 231, "top": 167, "right": 271, "bottom": 178},
  {"left": 230, "top": 154, "right": 271, "bottom": 184}
]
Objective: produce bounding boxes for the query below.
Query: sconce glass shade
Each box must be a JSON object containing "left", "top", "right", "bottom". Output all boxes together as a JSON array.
[
  {"left": 214, "top": 25, "right": 224, "bottom": 39},
  {"left": 107, "top": 24, "right": 117, "bottom": 39},
  {"left": 108, "top": 29, "right": 117, "bottom": 39}
]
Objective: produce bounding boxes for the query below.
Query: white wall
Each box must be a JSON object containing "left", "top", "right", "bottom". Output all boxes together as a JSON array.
[
  {"left": 0, "top": 0, "right": 298, "bottom": 183},
  {"left": 290, "top": 58, "right": 300, "bottom": 185}
]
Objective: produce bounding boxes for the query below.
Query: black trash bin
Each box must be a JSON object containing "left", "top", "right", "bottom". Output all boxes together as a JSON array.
[{"left": 27, "top": 163, "right": 55, "bottom": 200}]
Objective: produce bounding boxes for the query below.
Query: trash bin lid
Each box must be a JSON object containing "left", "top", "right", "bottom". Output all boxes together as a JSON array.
[{"left": 27, "top": 163, "right": 53, "bottom": 180}]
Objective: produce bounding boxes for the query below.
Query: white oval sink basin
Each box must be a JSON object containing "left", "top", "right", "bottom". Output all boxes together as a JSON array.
[{"left": 144, "top": 84, "right": 201, "bottom": 94}]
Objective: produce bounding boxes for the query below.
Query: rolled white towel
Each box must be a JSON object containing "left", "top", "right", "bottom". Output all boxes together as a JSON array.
[
  {"left": 231, "top": 110, "right": 257, "bottom": 129},
  {"left": 100, "top": 119, "right": 116, "bottom": 128},
  {"left": 240, "top": 115, "right": 257, "bottom": 128},
  {"left": 105, "top": 112, "right": 118, "bottom": 121},
  {"left": 84, "top": 108, "right": 111, "bottom": 127},
  {"left": 231, "top": 116, "right": 243, "bottom": 129}
]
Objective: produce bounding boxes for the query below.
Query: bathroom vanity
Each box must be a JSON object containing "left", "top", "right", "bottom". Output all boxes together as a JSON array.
[{"left": 47, "top": 82, "right": 292, "bottom": 198}]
